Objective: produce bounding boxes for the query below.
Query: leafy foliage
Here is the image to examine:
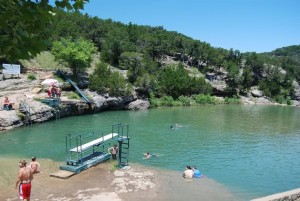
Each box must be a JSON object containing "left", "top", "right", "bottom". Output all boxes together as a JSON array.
[
  {"left": 0, "top": 0, "right": 88, "bottom": 61},
  {"left": 89, "top": 62, "right": 132, "bottom": 96},
  {"left": 157, "top": 63, "right": 212, "bottom": 99},
  {"left": 52, "top": 38, "right": 95, "bottom": 76}
]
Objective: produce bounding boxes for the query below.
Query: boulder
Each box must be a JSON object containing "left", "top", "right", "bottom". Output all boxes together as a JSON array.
[
  {"left": 292, "top": 80, "right": 300, "bottom": 101},
  {"left": 251, "top": 89, "right": 263, "bottom": 97},
  {"left": 126, "top": 99, "right": 150, "bottom": 110}
]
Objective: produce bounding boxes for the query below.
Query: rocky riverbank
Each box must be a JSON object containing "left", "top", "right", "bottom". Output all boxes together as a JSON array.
[
  {"left": 0, "top": 71, "right": 150, "bottom": 131},
  {"left": 0, "top": 69, "right": 299, "bottom": 132}
]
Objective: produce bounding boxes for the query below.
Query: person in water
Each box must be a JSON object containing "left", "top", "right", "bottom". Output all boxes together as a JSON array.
[
  {"left": 143, "top": 152, "right": 157, "bottom": 159},
  {"left": 108, "top": 144, "right": 118, "bottom": 160},
  {"left": 29, "top": 157, "right": 41, "bottom": 174},
  {"left": 192, "top": 166, "right": 203, "bottom": 178},
  {"left": 183, "top": 165, "right": 194, "bottom": 179},
  {"left": 16, "top": 160, "right": 34, "bottom": 201}
]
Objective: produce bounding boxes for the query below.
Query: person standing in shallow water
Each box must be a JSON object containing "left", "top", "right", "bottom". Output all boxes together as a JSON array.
[
  {"left": 16, "top": 160, "right": 34, "bottom": 201},
  {"left": 108, "top": 144, "right": 118, "bottom": 159},
  {"left": 29, "top": 157, "right": 41, "bottom": 174}
]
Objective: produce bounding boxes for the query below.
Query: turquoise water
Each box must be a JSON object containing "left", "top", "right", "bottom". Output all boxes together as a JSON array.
[{"left": 0, "top": 105, "right": 300, "bottom": 200}]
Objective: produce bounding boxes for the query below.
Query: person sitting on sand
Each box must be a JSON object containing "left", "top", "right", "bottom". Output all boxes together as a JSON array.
[
  {"left": 29, "top": 157, "right": 41, "bottom": 174},
  {"left": 183, "top": 165, "right": 194, "bottom": 179}
]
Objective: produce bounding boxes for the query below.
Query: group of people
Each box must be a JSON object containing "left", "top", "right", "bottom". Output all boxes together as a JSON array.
[
  {"left": 2, "top": 96, "right": 14, "bottom": 110},
  {"left": 47, "top": 84, "right": 61, "bottom": 99},
  {"left": 183, "top": 165, "right": 203, "bottom": 179},
  {"left": 15, "top": 157, "right": 41, "bottom": 201}
]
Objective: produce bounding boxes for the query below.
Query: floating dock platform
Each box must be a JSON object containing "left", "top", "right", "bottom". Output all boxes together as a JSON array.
[{"left": 60, "top": 151, "right": 110, "bottom": 173}]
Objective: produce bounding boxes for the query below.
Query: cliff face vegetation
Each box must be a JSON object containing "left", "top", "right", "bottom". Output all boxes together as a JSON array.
[{"left": 1, "top": 5, "right": 300, "bottom": 105}]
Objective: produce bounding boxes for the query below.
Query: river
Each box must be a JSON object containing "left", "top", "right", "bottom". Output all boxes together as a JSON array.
[{"left": 0, "top": 105, "right": 299, "bottom": 200}]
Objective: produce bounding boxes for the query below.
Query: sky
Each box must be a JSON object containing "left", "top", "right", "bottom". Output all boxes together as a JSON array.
[{"left": 80, "top": 0, "right": 300, "bottom": 53}]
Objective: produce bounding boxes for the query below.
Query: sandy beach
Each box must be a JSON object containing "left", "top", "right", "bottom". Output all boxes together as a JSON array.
[{"left": 0, "top": 157, "right": 242, "bottom": 201}]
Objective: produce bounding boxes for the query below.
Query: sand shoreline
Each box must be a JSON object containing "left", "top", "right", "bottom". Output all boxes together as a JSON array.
[{"left": 0, "top": 158, "right": 243, "bottom": 201}]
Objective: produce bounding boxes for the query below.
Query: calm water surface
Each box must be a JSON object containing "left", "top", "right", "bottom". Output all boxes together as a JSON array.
[{"left": 0, "top": 105, "right": 299, "bottom": 200}]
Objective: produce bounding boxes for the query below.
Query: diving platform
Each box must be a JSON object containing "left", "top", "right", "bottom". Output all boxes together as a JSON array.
[
  {"left": 60, "top": 123, "right": 130, "bottom": 174},
  {"left": 70, "top": 133, "right": 118, "bottom": 152},
  {"left": 60, "top": 151, "right": 111, "bottom": 173}
]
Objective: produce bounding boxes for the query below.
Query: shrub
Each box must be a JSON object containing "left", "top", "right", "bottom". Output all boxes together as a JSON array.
[
  {"left": 68, "top": 92, "right": 81, "bottom": 100},
  {"left": 160, "top": 96, "right": 174, "bottom": 107},
  {"left": 193, "top": 94, "right": 216, "bottom": 104},
  {"left": 27, "top": 73, "right": 36, "bottom": 80},
  {"left": 178, "top": 95, "right": 192, "bottom": 106},
  {"left": 224, "top": 97, "right": 242, "bottom": 104}
]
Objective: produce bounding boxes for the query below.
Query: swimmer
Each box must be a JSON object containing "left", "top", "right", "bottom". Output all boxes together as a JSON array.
[
  {"left": 143, "top": 152, "right": 157, "bottom": 159},
  {"left": 170, "top": 123, "right": 182, "bottom": 130}
]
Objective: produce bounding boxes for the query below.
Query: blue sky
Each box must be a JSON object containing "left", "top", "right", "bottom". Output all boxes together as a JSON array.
[{"left": 80, "top": 0, "right": 300, "bottom": 53}]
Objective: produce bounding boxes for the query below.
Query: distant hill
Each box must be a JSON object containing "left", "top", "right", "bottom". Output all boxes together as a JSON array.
[{"left": 262, "top": 45, "right": 300, "bottom": 63}]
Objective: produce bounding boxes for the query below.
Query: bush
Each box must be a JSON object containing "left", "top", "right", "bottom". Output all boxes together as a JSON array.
[
  {"left": 178, "top": 95, "right": 192, "bottom": 106},
  {"left": 68, "top": 92, "right": 81, "bottom": 100},
  {"left": 193, "top": 94, "right": 216, "bottom": 104},
  {"left": 27, "top": 73, "right": 36, "bottom": 80},
  {"left": 160, "top": 96, "right": 174, "bottom": 107},
  {"left": 224, "top": 97, "right": 242, "bottom": 104}
]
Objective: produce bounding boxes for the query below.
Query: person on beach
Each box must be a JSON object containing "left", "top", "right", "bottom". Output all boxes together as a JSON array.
[
  {"left": 192, "top": 166, "right": 203, "bottom": 178},
  {"left": 29, "top": 157, "right": 41, "bottom": 174},
  {"left": 108, "top": 144, "right": 118, "bottom": 159},
  {"left": 183, "top": 165, "right": 194, "bottom": 179},
  {"left": 16, "top": 160, "right": 34, "bottom": 201}
]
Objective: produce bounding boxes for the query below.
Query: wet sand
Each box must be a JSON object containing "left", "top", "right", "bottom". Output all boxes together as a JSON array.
[{"left": 0, "top": 157, "right": 243, "bottom": 201}]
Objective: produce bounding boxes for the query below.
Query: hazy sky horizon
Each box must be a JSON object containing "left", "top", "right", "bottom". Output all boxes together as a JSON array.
[{"left": 80, "top": 0, "right": 300, "bottom": 53}]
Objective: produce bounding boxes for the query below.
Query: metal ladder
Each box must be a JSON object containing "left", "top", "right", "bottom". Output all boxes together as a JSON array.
[
  {"left": 118, "top": 138, "right": 130, "bottom": 167},
  {"left": 113, "top": 123, "right": 130, "bottom": 167}
]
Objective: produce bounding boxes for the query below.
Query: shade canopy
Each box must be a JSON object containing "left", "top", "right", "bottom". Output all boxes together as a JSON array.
[{"left": 41, "top": 78, "right": 59, "bottom": 86}]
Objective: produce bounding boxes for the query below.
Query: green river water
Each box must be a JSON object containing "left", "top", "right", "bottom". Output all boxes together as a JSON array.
[{"left": 0, "top": 105, "right": 299, "bottom": 200}]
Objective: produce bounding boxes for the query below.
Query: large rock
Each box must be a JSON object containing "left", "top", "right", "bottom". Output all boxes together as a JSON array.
[
  {"left": 292, "top": 80, "right": 300, "bottom": 101},
  {"left": 0, "top": 110, "right": 23, "bottom": 131},
  {"left": 106, "top": 96, "right": 136, "bottom": 110},
  {"left": 125, "top": 99, "right": 150, "bottom": 110},
  {"left": 250, "top": 87, "right": 263, "bottom": 97}
]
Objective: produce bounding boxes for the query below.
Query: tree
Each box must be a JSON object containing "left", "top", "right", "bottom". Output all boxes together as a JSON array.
[
  {"left": 0, "top": 0, "right": 89, "bottom": 61},
  {"left": 89, "top": 62, "right": 131, "bottom": 96},
  {"left": 52, "top": 38, "right": 95, "bottom": 76}
]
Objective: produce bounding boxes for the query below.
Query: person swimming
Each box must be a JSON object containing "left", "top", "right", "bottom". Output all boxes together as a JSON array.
[
  {"left": 170, "top": 123, "right": 182, "bottom": 130},
  {"left": 143, "top": 152, "right": 157, "bottom": 159}
]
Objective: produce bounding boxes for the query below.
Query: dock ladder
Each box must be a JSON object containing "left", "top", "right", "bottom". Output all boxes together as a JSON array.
[{"left": 112, "top": 123, "right": 130, "bottom": 167}]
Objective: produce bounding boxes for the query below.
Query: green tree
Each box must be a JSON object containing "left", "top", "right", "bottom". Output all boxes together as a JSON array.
[
  {"left": 89, "top": 62, "right": 131, "bottom": 96},
  {"left": 52, "top": 38, "right": 95, "bottom": 76},
  {"left": 0, "top": 0, "right": 88, "bottom": 61}
]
